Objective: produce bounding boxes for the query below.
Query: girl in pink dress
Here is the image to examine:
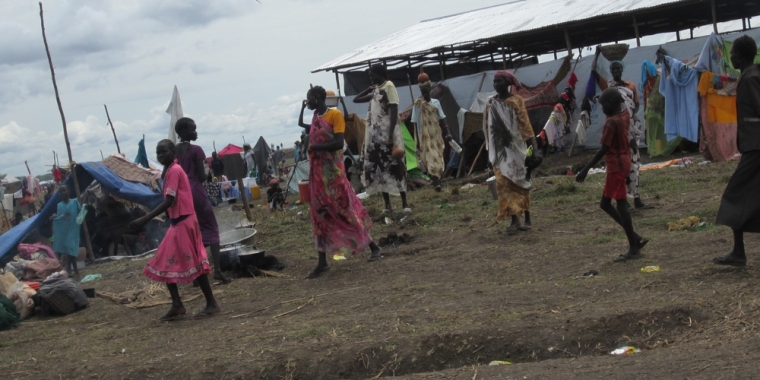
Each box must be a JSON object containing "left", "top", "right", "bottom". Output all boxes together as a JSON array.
[{"left": 130, "top": 140, "right": 220, "bottom": 321}]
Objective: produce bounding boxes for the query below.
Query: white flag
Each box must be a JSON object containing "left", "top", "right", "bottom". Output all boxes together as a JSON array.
[{"left": 166, "top": 85, "right": 183, "bottom": 143}]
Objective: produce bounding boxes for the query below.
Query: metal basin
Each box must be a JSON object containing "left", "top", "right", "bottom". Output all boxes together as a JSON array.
[{"left": 219, "top": 228, "right": 257, "bottom": 247}]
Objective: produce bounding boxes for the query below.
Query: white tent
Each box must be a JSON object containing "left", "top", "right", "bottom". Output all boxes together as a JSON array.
[{"left": 166, "top": 85, "right": 183, "bottom": 144}]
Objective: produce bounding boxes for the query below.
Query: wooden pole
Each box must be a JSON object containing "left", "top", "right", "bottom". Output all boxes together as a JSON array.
[
  {"left": 563, "top": 28, "right": 573, "bottom": 55},
  {"left": 334, "top": 70, "right": 350, "bottom": 116},
  {"left": 632, "top": 15, "right": 641, "bottom": 47},
  {"left": 103, "top": 104, "right": 120, "bottom": 154},
  {"left": 100, "top": 150, "right": 104, "bottom": 160},
  {"left": 438, "top": 52, "right": 445, "bottom": 80},
  {"left": 455, "top": 145, "right": 466, "bottom": 178},
  {"left": 500, "top": 41, "right": 507, "bottom": 70},
  {"left": 467, "top": 142, "right": 486, "bottom": 177},
  {"left": 236, "top": 177, "right": 253, "bottom": 221},
  {"left": 213, "top": 141, "right": 217, "bottom": 153},
  {"left": 24, "top": 161, "right": 31, "bottom": 175},
  {"left": 39, "top": 2, "right": 95, "bottom": 261},
  {"left": 711, "top": 0, "right": 718, "bottom": 34},
  {"left": 0, "top": 201, "right": 11, "bottom": 233}
]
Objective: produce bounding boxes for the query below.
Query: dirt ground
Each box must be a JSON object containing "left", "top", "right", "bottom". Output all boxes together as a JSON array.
[{"left": 2, "top": 149, "right": 759, "bottom": 380}]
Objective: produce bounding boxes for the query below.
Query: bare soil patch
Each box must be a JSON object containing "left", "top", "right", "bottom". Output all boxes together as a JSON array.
[{"left": 2, "top": 153, "right": 759, "bottom": 380}]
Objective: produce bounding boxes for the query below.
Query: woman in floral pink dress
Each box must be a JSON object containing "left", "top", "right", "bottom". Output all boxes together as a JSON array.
[
  {"left": 130, "top": 139, "right": 220, "bottom": 321},
  {"left": 297, "top": 86, "right": 382, "bottom": 279}
]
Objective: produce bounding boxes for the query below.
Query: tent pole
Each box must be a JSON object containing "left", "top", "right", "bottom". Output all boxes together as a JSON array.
[
  {"left": 104, "top": 104, "right": 121, "bottom": 154},
  {"left": 40, "top": 2, "right": 94, "bottom": 261},
  {"left": 467, "top": 142, "right": 486, "bottom": 177}
]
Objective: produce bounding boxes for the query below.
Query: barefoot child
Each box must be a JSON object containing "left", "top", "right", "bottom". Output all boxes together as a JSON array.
[
  {"left": 576, "top": 88, "right": 648, "bottom": 262},
  {"left": 130, "top": 139, "right": 221, "bottom": 321}
]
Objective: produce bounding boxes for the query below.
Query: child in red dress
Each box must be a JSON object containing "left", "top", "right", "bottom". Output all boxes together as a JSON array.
[
  {"left": 130, "top": 140, "right": 220, "bottom": 321},
  {"left": 576, "top": 88, "right": 649, "bottom": 262}
]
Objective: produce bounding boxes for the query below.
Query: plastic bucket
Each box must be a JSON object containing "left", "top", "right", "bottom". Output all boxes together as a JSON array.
[
  {"left": 298, "top": 181, "right": 310, "bottom": 204},
  {"left": 486, "top": 176, "right": 498, "bottom": 200},
  {"left": 249, "top": 185, "right": 261, "bottom": 200}
]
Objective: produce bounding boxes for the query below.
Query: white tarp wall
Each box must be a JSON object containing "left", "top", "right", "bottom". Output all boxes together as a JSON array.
[{"left": 338, "top": 28, "right": 760, "bottom": 149}]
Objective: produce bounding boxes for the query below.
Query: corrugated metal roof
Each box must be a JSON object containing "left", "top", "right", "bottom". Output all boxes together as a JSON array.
[{"left": 313, "top": 0, "right": 686, "bottom": 72}]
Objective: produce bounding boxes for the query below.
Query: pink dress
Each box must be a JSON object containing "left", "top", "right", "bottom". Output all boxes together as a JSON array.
[{"left": 143, "top": 162, "right": 211, "bottom": 284}]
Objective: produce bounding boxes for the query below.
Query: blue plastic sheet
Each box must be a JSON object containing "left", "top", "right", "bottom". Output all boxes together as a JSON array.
[{"left": 0, "top": 162, "right": 163, "bottom": 266}]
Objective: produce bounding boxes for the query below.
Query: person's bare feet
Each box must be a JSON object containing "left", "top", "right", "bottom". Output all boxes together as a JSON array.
[
  {"left": 613, "top": 248, "right": 642, "bottom": 262},
  {"left": 159, "top": 306, "right": 187, "bottom": 321},
  {"left": 305, "top": 265, "right": 330, "bottom": 279},
  {"left": 192, "top": 304, "right": 221, "bottom": 319},
  {"left": 507, "top": 222, "right": 521, "bottom": 234},
  {"left": 712, "top": 252, "right": 746, "bottom": 267}
]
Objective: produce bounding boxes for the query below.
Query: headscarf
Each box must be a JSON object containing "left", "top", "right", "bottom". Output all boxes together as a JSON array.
[
  {"left": 567, "top": 72, "right": 578, "bottom": 91},
  {"left": 494, "top": 70, "right": 521, "bottom": 90},
  {"left": 610, "top": 60, "right": 625, "bottom": 69},
  {"left": 418, "top": 80, "right": 432, "bottom": 91}
]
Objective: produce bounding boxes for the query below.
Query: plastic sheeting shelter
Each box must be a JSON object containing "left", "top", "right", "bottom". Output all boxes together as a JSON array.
[
  {"left": 337, "top": 28, "right": 760, "bottom": 149},
  {"left": 0, "top": 162, "right": 164, "bottom": 267},
  {"left": 315, "top": 0, "right": 760, "bottom": 74}
]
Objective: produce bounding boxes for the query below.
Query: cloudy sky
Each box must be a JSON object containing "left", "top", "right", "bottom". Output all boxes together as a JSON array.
[
  {"left": 0, "top": 0, "right": 510, "bottom": 177},
  {"left": 0, "top": 1, "right": 745, "bottom": 178}
]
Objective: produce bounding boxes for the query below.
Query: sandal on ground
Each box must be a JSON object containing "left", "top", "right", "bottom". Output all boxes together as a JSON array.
[
  {"left": 380, "top": 209, "right": 390, "bottom": 215},
  {"left": 635, "top": 203, "right": 655, "bottom": 210},
  {"left": 638, "top": 238, "right": 650, "bottom": 250},
  {"left": 518, "top": 225, "right": 532, "bottom": 232},
  {"left": 613, "top": 252, "right": 642, "bottom": 262},
  {"left": 434, "top": 185, "right": 442, "bottom": 192},
  {"left": 367, "top": 254, "right": 384, "bottom": 262},
  {"left": 403, "top": 208, "right": 412, "bottom": 214},
  {"left": 712, "top": 255, "right": 746, "bottom": 267},
  {"left": 305, "top": 266, "right": 330, "bottom": 279}
]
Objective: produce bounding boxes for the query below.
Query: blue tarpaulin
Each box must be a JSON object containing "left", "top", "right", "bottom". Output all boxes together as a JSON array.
[{"left": 0, "top": 162, "right": 163, "bottom": 266}]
